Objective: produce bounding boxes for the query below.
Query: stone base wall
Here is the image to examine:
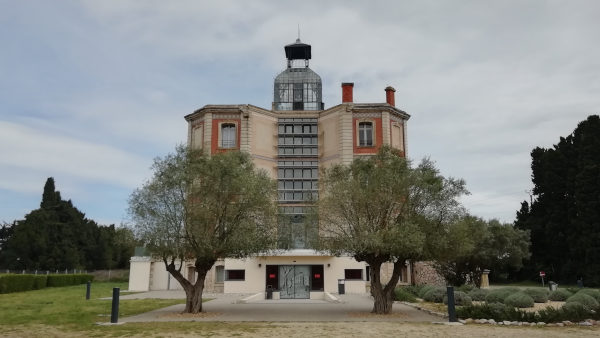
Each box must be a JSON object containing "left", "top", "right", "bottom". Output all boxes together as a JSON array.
[{"left": 413, "top": 261, "right": 446, "bottom": 286}]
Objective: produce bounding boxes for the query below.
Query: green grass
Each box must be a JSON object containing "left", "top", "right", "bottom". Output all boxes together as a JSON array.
[{"left": 0, "top": 282, "right": 186, "bottom": 328}]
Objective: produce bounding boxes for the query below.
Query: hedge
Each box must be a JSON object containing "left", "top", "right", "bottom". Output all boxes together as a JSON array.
[
  {"left": 0, "top": 273, "right": 94, "bottom": 294},
  {"left": 47, "top": 274, "right": 94, "bottom": 287},
  {"left": 0, "top": 274, "right": 35, "bottom": 294}
]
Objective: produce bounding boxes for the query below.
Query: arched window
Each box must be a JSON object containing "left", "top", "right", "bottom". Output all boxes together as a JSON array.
[
  {"left": 358, "top": 122, "right": 373, "bottom": 146},
  {"left": 221, "top": 123, "right": 236, "bottom": 148}
]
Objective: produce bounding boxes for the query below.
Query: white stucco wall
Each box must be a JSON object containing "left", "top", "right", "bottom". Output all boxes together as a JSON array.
[
  {"left": 223, "top": 254, "right": 366, "bottom": 294},
  {"left": 128, "top": 260, "right": 151, "bottom": 291}
]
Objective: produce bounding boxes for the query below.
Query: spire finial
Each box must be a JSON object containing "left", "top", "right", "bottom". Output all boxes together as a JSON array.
[{"left": 298, "top": 23, "right": 300, "bottom": 40}]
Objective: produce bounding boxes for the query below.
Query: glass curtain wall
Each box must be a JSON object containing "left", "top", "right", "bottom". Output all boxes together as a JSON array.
[{"left": 278, "top": 118, "right": 318, "bottom": 249}]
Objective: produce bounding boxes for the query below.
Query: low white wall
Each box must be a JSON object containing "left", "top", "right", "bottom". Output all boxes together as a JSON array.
[
  {"left": 324, "top": 292, "right": 339, "bottom": 303},
  {"left": 128, "top": 260, "right": 151, "bottom": 291},
  {"left": 310, "top": 292, "right": 325, "bottom": 300}
]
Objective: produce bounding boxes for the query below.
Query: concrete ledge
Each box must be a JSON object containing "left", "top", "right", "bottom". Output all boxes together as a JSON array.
[
  {"left": 237, "top": 292, "right": 265, "bottom": 304},
  {"left": 324, "top": 292, "right": 339, "bottom": 303},
  {"left": 95, "top": 322, "right": 126, "bottom": 325}
]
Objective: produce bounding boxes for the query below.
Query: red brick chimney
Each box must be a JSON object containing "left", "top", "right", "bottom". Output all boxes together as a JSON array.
[
  {"left": 342, "top": 83, "right": 354, "bottom": 103},
  {"left": 385, "top": 86, "right": 396, "bottom": 107}
]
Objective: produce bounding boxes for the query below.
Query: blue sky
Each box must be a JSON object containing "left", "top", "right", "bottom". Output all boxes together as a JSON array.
[{"left": 1, "top": 1, "right": 599, "bottom": 226}]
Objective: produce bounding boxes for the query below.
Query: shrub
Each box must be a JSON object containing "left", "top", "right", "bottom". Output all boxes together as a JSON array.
[
  {"left": 423, "top": 287, "right": 447, "bottom": 303},
  {"left": 504, "top": 292, "right": 535, "bottom": 308},
  {"left": 457, "top": 301, "right": 600, "bottom": 322},
  {"left": 443, "top": 291, "right": 473, "bottom": 306},
  {"left": 577, "top": 289, "right": 600, "bottom": 302},
  {"left": 548, "top": 289, "right": 572, "bottom": 301},
  {"left": 498, "top": 287, "right": 521, "bottom": 293},
  {"left": 522, "top": 288, "right": 548, "bottom": 303},
  {"left": 401, "top": 285, "right": 426, "bottom": 297},
  {"left": 566, "top": 293, "right": 600, "bottom": 308},
  {"left": 484, "top": 289, "right": 513, "bottom": 304},
  {"left": 418, "top": 285, "right": 438, "bottom": 299},
  {"left": 561, "top": 302, "right": 589, "bottom": 312},
  {"left": 456, "top": 284, "right": 475, "bottom": 293},
  {"left": 468, "top": 288, "right": 489, "bottom": 301},
  {"left": 394, "top": 288, "right": 417, "bottom": 302}
]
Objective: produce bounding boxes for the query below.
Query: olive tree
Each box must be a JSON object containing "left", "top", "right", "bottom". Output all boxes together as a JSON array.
[
  {"left": 127, "top": 145, "right": 280, "bottom": 313},
  {"left": 433, "top": 215, "right": 531, "bottom": 288},
  {"left": 313, "top": 146, "right": 470, "bottom": 314}
]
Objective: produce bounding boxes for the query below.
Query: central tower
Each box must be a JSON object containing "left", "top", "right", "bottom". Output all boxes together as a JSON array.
[{"left": 274, "top": 39, "right": 323, "bottom": 111}]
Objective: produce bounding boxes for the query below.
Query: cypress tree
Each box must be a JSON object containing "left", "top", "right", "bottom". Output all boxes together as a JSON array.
[
  {"left": 515, "top": 115, "right": 600, "bottom": 286},
  {"left": 2, "top": 178, "right": 135, "bottom": 270},
  {"left": 40, "top": 177, "right": 58, "bottom": 209}
]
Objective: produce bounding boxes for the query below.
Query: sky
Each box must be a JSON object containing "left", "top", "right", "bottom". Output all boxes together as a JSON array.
[{"left": 1, "top": 0, "right": 599, "bottom": 226}]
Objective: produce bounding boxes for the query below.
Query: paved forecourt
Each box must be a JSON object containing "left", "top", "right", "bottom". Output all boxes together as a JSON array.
[{"left": 117, "top": 292, "right": 441, "bottom": 322}]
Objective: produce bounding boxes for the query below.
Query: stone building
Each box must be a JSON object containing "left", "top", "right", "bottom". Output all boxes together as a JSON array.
[{"left": 129, "top": 38, "right": 432, "bottom": 297}]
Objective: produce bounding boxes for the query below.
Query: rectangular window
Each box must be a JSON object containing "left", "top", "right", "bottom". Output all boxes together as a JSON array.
[
  {"left": 216, "top": 266, "right": 224, "bottom": 283},
  {"left": 226, "top": 269, "right": 245, "bottom": 281},
  {"left": 344, "top": 269, "right": 363, "bottom": 280},
  {"left": 359, "top": 122, "right": 373, "bottom": 146},
  {"left": 221, "top": 123, "right": 236, "bottom": 148}
]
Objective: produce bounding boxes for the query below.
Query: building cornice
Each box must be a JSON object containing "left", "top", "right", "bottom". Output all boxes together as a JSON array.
[
  {"left": 352, "top": 103, "right": 411, "bottom": 120},
  {"left": 184, "top": 103, "right": 410, "bottom": 122}
]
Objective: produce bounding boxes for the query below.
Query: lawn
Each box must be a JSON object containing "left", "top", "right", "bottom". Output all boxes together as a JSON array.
[{"left": 0, "top": 282, "right": 186, "bottom": 328}]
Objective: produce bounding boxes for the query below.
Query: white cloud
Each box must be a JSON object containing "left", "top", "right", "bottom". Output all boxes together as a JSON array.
[
  {"left": 1, "top": 0, "right": 599, "bottom": 223},
  {"left": 0, "top": 120, "right": 151, "bottom": 193}
]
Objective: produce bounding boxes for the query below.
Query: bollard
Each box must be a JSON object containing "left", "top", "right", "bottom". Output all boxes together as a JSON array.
[
  {"left": 110, "top": 287, "right": 120, "bottom": 323},
  {"left": 447, "top": 286, "right": 457, "bottom": 322},
  {"left": 86, "top": 281, "right": 91, "bottom": 300}
]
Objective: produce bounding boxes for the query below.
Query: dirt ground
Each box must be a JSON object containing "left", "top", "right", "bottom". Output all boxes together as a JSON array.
[{"left": 1, "top": 322, "right": 598, "bottom": 338}]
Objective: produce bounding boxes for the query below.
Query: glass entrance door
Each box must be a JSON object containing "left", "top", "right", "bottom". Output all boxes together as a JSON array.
[{"left": 279, "top": 265, "right": 310, "bottom": 299}]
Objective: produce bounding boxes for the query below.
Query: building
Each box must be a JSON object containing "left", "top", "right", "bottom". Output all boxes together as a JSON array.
[{"left": 129, "top": 39, "right": 422, "bottom": 298}]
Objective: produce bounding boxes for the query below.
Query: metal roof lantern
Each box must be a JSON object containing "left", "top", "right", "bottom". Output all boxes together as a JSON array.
[{"left": 274, "top": 39, "right": 323, "bottom": 111}]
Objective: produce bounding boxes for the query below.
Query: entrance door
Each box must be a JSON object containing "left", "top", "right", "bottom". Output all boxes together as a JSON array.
[{"left": 279, "top": 265, "right": 310, "bottom": 299}]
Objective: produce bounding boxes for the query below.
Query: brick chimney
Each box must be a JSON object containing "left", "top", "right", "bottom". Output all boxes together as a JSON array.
[
  {"left": 385, "top": 86, "right": 396, "bottom": 107},
  {"left": 342, "top": 83, "right": 354, "bottom": 103}
]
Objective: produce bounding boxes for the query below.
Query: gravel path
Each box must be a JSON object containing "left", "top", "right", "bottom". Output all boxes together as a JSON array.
[{"left": 1, "top": 322, "right": 598, "bottom": 338}]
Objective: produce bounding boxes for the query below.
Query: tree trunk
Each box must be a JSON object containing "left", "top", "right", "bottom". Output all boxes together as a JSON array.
[
  {"left": 183, "top": 273, "right": 205, "bottom": 313},
  {"left": 164, "top": 260, "right": 212, "bottom": 313},
  {"left": 363, "top": 255, "right": 396, "bottom": 314}
]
